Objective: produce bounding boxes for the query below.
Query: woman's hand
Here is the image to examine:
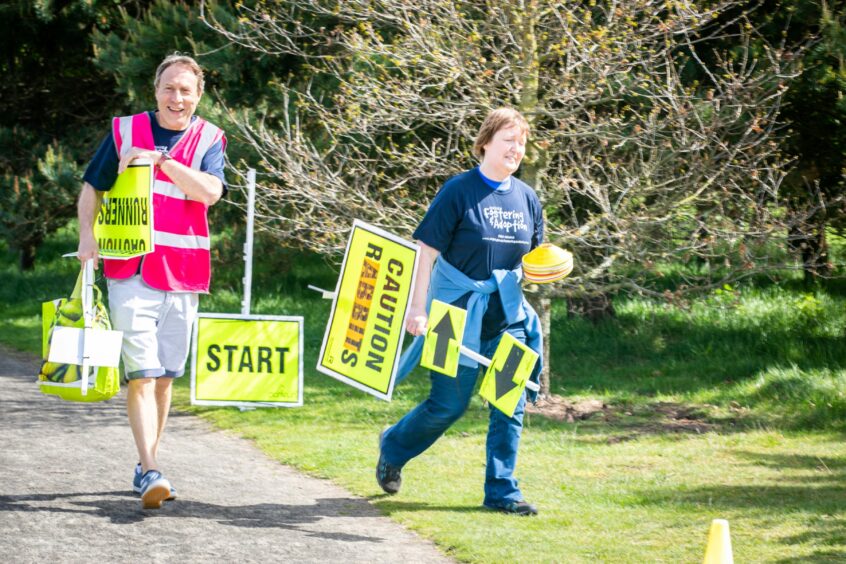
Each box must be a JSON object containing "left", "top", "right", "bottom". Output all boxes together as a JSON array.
[
  {"left": 405, "top": 241, "right": 439, "bottom": 336},
  {"left": 405, "top": 304, "right": 428, "bottom": 336}
]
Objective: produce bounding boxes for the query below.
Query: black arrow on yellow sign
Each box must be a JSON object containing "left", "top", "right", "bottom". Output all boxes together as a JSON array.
[
  {"left": 495, "top": 346, "right": 525, "bottom": 399},
  {"left": 430, "top": 311, "right": 455, "bottom": 369}
]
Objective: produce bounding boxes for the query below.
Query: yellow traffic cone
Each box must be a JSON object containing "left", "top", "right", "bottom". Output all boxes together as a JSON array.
[{"left": 703, "top": 519, "right": 733, "bottom": 564}]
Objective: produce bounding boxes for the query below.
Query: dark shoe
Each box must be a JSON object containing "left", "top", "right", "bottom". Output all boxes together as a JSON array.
[
  {"left": 376, "top": 455, "right": 402, "bottom": 494},
  {"left": 376, "top": 429, "right": 402, "bottom": 494},
  {"left": 485, "top": 500, "right": 538, "bottom": 516}
]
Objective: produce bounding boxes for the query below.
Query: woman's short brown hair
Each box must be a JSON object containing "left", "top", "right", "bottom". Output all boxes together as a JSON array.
[
  {"left": 472, "top": 108, "right": 530, "bottom": 159},
  {"left": 154, "top": 53, "right": 205, "bottom": 95}
]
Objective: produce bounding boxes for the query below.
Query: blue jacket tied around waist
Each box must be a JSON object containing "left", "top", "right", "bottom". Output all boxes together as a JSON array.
[{"left": 396, "top": 255, "right": 544, "bottom": 402}]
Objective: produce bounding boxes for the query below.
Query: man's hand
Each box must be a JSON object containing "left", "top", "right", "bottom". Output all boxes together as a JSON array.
[
  {"left": 120, "top": 145, "right": 224, "bottom": 206},
  {"left": 77, "top": 182, "right": 103, "bottom": 270},
  {"left": 78, "top": 233, "right": 99, "bottom": 270},
  {"left": 118, "top": 147, "right": 160, "bottom": 174}
]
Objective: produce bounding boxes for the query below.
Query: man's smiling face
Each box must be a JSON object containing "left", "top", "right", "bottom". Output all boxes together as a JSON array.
[{"left": 155, "top": 63, "right": 201, "bottom": 131}]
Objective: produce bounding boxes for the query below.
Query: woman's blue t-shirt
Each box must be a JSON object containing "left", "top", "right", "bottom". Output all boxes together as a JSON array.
[{"left": 414, "top": 167, "right": 544, "bottom": 337}]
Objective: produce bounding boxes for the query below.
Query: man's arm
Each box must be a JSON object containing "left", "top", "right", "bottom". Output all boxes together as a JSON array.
[
  {"left": 78, "top": 182, "right": 103, "bottom": 268},
  {"left": 118, "top": 147, "right": 224, "bottom": 206}
]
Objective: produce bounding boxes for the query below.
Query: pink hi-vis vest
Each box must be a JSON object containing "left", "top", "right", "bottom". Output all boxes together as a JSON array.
[{"left": 104, "top": 112, "right": 226, "bottom": 293}]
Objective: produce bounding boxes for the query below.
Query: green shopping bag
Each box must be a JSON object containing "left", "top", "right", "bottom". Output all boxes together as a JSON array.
[{"left": 38, "top": 260, "right": 123, "bottom": 402}]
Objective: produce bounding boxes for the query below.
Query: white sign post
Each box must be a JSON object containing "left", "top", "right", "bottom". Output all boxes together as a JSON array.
[
  {"left": 241, "top": 168, "right": 256, "bottom": 316},
  {"left": 47, "top": 259, "right": 122, "bottom": 396}
]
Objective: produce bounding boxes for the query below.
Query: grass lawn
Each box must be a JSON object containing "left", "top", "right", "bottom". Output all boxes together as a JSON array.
[{"left": 5, "top": 227, "right": 846, "bottom": 562}]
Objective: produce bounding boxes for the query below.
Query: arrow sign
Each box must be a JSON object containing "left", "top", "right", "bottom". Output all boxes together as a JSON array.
[
  {"left": 479, "top": 332, "right": 539, "bottom": 417},
  {"left": 420, "top": 300, "right": 467, "bottom": 377},
  {"left": 494, "top": 345, "right": 525, "bottom": 399},
  {"left": 430, "top": 311, "right": 455, "bottom": 369}
]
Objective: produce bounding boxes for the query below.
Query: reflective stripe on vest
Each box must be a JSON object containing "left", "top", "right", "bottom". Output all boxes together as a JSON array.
[
  {"left": 154, "top": 231, "right": 211, "bottom": 250},
  {"left": 103, "top": 112, "right": 224, "bottom": 293}
]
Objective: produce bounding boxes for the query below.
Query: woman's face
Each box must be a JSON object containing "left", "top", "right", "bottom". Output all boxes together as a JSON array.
[{"left": 481, "top": 124, "right": 527, "bottom": 179}]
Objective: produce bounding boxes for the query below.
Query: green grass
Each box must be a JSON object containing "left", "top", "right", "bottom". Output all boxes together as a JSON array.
[{"left": 5, "top": 226, "right": 846, "bottom": 562}]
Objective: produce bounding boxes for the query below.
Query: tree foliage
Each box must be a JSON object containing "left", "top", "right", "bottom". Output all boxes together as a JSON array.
[
  {"left": 763, "top": 0, "right": 846, "bottom": 279},
  {"left": 205, "top": 0, "right": 806, "bottom": 301},
  {"left": 90, "top": 0, "right": 298, "bottom": 234},
  {"left": 0, "top": 0, "right": 128, "bottom": 268}
]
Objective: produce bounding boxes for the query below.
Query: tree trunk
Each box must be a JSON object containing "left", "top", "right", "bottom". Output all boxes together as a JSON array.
[
  {"left": 18, "top": 241, "right": 38, "bottom": 271},
  {"left": 510, "top": 2, "right": 552, "bottom": 397},
  {"left": 801, "top": 221, "right": 831, "bottom": 283},
  {"left": 526, "top": 290, "right": 551, "bottom": 397}
]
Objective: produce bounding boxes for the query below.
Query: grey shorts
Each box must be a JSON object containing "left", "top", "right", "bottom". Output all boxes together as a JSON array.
[{"left": 107, "top": 275, "right": 199, "bottom": 380}]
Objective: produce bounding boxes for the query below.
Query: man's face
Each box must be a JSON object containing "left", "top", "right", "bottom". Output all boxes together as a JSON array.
[{"left": 155, "top": 63, "right": 201, "bottom": 131}]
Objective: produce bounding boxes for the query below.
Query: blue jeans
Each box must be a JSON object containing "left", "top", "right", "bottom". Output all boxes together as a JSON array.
[{"left": 381, "top": 326, "right": 528, "bottom": 507}]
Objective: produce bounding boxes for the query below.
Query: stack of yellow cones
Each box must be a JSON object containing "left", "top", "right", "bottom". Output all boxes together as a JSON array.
[
  {"left": 521, "top": 243, "right": 574, "bottom": 284},
  {"left": 703, "top": 519, "right": 734, "bottom": 564}
]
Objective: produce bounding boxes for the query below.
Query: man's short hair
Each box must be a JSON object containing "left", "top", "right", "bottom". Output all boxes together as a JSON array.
[
  {"left": 154, "top": 53, "right": 205, "bottom": 95},
  {"left": 473, "top": 108, "right": 530, "bottom": 159}
]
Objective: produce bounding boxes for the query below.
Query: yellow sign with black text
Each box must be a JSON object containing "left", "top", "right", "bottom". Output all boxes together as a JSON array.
[
  {"left": 421, "top": 299, "right": 467, "bottom": 377},
  {"left": 94, "top": 160, "right": 154, "bottom": 259},
  {"left": 191, "top": 314, "right": 303, "bottom": 407},
  {"left": 317, "top": 220, "right": 419, "bottom": 401},
  {"left": 479, "top": 333, "right": 538, "bottom": 417}
]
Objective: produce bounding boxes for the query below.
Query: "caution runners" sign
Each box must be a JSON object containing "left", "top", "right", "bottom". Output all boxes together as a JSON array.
[
  {"left": 94, "top": 160, "right": 154, "bottom": 259},
  {"left": 190, "top": 313, "right": 304, "bottom": 408},
  {"left": 317, "top": 220, "right": 419, "bottom": 401}
]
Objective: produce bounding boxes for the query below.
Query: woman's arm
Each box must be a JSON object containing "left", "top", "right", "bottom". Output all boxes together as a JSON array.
[{"left": 405, "top": 242, "right": 440, "bottom": 336}]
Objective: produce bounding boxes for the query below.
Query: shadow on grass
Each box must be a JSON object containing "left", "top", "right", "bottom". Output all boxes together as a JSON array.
[
  {"left": 776, "top": 521, "right": 846, "bottom": 563},
  {"left": 369, "top": 498, "right": 492, "bottom": 515},
  {"left": 637, "top": 449, "right": 846, "bottom": 562}
]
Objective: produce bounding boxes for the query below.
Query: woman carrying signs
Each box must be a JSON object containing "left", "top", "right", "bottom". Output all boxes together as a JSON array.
[{"left": 377, "top": 108, "right": 544, "bottom": 515}]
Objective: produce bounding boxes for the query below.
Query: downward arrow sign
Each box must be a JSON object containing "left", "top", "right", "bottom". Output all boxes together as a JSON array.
[
  {"left": 494, "top": 346, "right": 525, "bottom": 399},
  {"left": 430, "top": 311, "right": 456, "bottom": 369}
]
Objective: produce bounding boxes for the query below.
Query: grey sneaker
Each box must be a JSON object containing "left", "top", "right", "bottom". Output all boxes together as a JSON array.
[
  {"left": 134, "top": 463, "right": 177, "bottom": 500},
  {"left": 139, "top": 470, "right": 172, "bottom": 509}
]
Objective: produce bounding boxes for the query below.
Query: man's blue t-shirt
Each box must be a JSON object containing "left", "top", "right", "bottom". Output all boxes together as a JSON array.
[
  {"left": 414, "top": 167, "right": 544, "bottom": 338},
  {"left": 83, "top": 111, "right": 226, "bottom": 192}
]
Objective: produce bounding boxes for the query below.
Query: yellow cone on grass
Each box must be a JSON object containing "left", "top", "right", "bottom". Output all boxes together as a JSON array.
[{"left": 703, "top": 519, "right": 733, "bottom": 564}]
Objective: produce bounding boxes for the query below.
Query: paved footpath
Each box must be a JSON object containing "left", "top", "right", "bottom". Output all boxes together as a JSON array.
[{"left": 0, "top": 346, "right": 451, "bottom": 563}]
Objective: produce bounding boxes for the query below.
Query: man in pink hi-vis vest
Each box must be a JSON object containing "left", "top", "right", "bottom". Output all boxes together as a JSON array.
[{"left": 77, "top": 54, "right": 227, "bottom": 510}]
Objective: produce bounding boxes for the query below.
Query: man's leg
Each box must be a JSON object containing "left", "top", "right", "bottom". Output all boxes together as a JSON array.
[
  {"left": 151, "top": 377, "right": 173, "bottom": 461},
  {"left": 108, "top": 276, "right": 172, "bottom": 507},
  {"left": 127, "top": 378, "right": 162, "bottom": 472},
  {"left": 145, "top": 290, "right": 197, "bottom": 478}
]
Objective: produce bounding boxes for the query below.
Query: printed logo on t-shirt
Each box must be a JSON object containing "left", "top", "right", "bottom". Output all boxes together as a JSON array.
[{"left": 483, "top": 207, "right": 528, "bottom": 234}]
